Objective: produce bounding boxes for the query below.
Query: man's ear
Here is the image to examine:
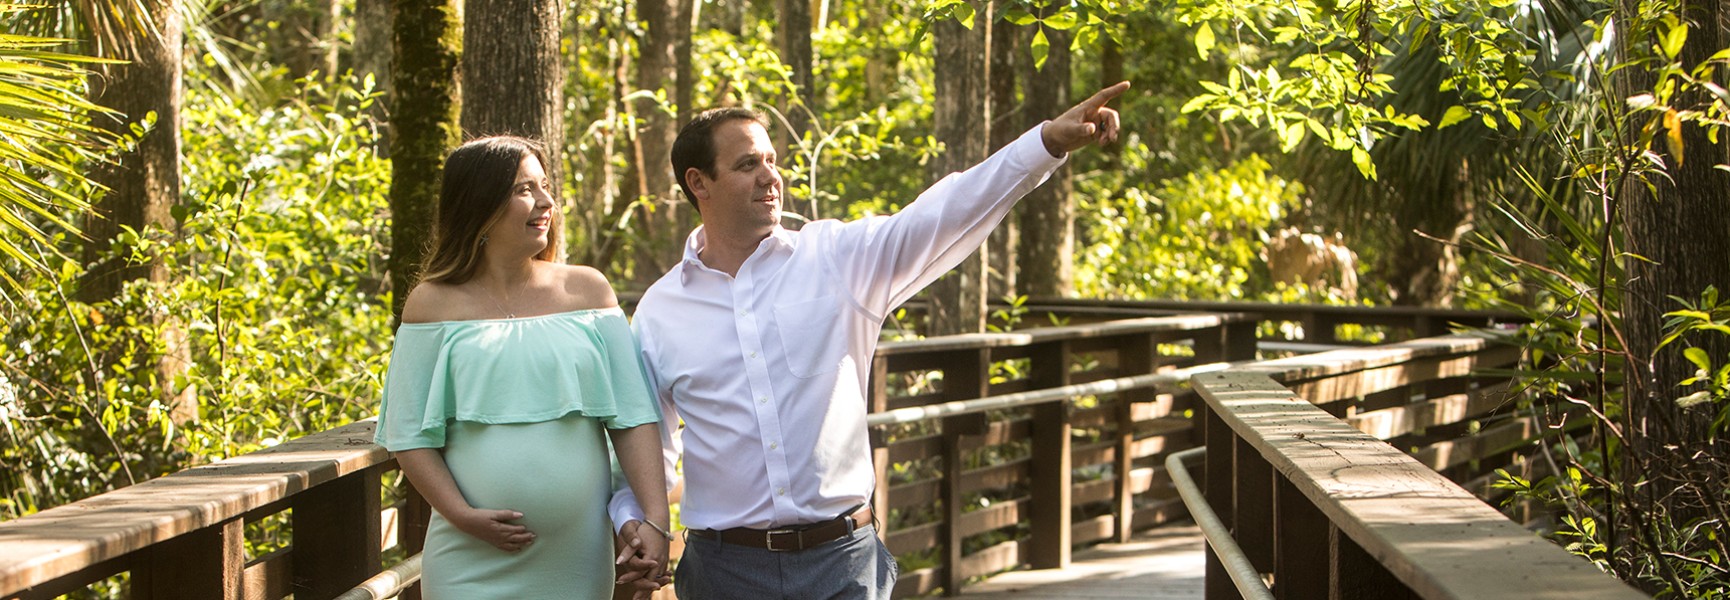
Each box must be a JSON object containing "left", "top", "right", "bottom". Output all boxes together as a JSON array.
[{"left": 685, "top": 167, "right": 708, "bottom": 203}]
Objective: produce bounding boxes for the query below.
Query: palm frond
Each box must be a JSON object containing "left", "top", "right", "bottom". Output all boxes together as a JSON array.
[{"left": 0, "top": 6, "right": 124, "bottom": 284}]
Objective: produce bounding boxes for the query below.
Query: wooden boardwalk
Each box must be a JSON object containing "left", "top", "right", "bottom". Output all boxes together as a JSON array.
[{"left": 957, "top": 523, "right": 1205, "bottom": 600}]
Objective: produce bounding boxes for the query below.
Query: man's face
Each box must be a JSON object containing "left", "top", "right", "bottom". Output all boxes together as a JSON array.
[{"left": 689, "top": 119, "right": 782, "bottom": 240}]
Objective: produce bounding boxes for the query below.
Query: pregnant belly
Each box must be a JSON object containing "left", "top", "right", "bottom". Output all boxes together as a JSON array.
[{"left": 440, "top": 415, "right": 612, "bottom": 530}]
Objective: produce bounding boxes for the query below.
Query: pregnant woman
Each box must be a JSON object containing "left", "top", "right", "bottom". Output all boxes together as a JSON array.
[{"left": 375, "top": 136, "right": 671, "bottom": 598}]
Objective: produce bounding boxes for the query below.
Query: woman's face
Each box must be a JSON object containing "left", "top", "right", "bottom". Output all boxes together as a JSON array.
[{"left": 487, "top": 154, "right": 556, "bottom": 254}]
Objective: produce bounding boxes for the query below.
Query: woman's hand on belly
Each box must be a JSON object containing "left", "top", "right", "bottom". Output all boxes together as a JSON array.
[{"left": 448, "top": 506, "right": 537, "bottom": 552}]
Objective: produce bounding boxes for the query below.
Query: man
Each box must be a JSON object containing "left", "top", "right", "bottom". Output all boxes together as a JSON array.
[{"left": 610, "top": 81, "right": 1129, "bottom": 599}]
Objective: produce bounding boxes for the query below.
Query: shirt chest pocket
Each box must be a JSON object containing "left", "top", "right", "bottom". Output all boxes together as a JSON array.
[{"left": 773, "top": 295, "right": 849, "bottom": 379}]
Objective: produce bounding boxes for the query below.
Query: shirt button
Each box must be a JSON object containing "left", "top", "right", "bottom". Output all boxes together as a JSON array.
[
  {"left": 777, "top": 487, "right": 786, "bottom": 496},
  {"left": 749, "top": 351, "right": 758, "bottom": 359},
  {"left": 738, "top": 309, "right": 748, "bottom": 317},
  {"left": 769, "top": 442, "right": 778, "bottom": 450},
  {"left": 758, "top": 396, "right": 768, "bottom": 404}
]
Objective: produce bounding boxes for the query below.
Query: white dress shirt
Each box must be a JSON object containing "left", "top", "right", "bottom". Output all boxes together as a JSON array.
[{"left": 609, "top": 124, "right": 1065, "bottom": 532}]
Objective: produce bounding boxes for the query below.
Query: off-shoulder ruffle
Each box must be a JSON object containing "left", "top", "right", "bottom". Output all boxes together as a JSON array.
[{"left": 374, "top": 307, "right": 660, "bottom": 451}]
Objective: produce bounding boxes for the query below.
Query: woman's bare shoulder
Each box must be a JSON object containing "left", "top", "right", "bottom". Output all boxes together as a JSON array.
[
  {"left": 400, "top": 281, "right": 473, "bottom": 323},
  {"left": 549, "top": 263, "right": 619, "bottom": 311}
]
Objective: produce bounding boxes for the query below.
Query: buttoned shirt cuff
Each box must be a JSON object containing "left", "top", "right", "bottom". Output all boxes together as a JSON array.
[
  {"left": 608, "top": 494, "right": 647, "bottom": 534},
  {"left": 1024, "top": 121, "right": 1071, "bottom": 165}
]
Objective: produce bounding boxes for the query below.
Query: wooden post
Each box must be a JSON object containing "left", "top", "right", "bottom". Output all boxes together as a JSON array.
[
  {"left": 1233, "top": 437, "right": 1274, "bottom": 574},
  {"left": 1203, "top": 403, "right": 1242, "bottom": 600},
  {"left": 940, "top": 349, "right": 989, "bottom": 595},
  {"left": 1115, "top": 333, "right": 1158, "bottom": 542},
  {"left": 1226, "top": 320, "right": 1259, "bottom": 361},
  {"left": 1028, "top": 340, "right": 1072, "bottom": 570},
  {"left": 1330, "top": 525, "right": 1417, "bottom": 600},
  {"left": 401, "top": 479, "right": 431, "bottom": 600},
  {"left": 131, "top": 519, "right": 244, "bottom": 600},
  {"left": 870, "top": 354, "right": 892, "bottom": 547},
  {"left": 292, "top": 469, "right": 382, "bottom": 600},
  {"left": 1274, "top": 476, "right": 1328, "bottom": 599}
]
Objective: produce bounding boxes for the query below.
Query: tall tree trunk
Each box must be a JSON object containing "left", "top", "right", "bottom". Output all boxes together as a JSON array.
[
  {"left": 79, "top": 0, "right": 188, "bottom": 421},
  {"left": 1017, "top": 18, "right": 1073, "bottom": 298},
  {"left": 81, "top": 2, "right": 180, "bottom": 303},
  {"left": 389, "top": 0, "right": 462, "bottom": 322},
  {"left": 676, "top": 0, "right": 695, "bottom": 126},
  {"left": 987, "top": 18, "right": 1021, "bottom": 301},
  {"left": 1100, "top": 36, "right": 1123, "bottom": 169},
  {"left": 776, "top": 0, "right": 814, "bottom": 146},
  {"left": 353, "top": 0, "right": 394, "bottom": 151},
  {"left": 630, "top": 0, "right": 684, "bottom": 288},
  {"left": 926, "top": 2, "right": 989, "bottom": 336},
  {"left": 1620, "top": 0, "right": 1730, "bottom": 472},
  {"left": 462, "top": 0, "right": 566, "bottom": 209},
  {"left": 268, "top": 0, "right": 338, "bottom": 81},
  {"left": 862, "top": 0, "right": 885, "bottom": 105}
]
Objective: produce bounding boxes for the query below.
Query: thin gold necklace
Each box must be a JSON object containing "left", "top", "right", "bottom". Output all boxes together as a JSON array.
[{"left": 484, "top": 273, "right": 529, "bottom": 319}]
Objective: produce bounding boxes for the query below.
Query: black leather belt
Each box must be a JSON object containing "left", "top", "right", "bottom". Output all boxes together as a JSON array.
[{"left": 689, "top": 506, "right": 873, "bottom": 552}]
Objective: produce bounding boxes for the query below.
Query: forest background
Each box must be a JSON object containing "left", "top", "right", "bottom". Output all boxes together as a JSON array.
[{"left": 1, "top": 0, "right": 1727, "bottom": 596}]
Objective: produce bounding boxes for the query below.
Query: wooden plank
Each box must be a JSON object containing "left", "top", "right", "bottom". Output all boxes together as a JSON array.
[
  {"left": 0, "top": 421, "right": 390, "bottom": 597},
  {"left": 876, "top": 314, "right": 1234, "bottom": 358},
  {"left": 132, "top": 518, "right": 244, "bottom": 600},
  {"left": 1028, "top": 340, "right": 1073, "bottom": 570},
  {"left": 291, "top": 468, "right": 381, "bottom": 600},
  {"left": 1330, "top": 525, "right": 1414, "bottom": 600},
  {"left": 1242, "top": 334, "right": 1515, "bottom": 386},
  {"left": 954, "top": 499, "right": 1028, "bottom": 543},
  {"left": 2, "top": 554, "right": 130, "bottom": 600},
  {"left": 242, "top": 548, "right": 293, "bottom": 600},
  {"left": 1274, "top": 476, "right": 1327, "bottom": 600},
  {"left": 1202, "top": 406, "right": 1239, "bottom": 600},
  {"left": 1285, "top": 345, "right": 1520, "bottom": 406},
  {"left": 1233, "top": 436, "right": 1275, "bottom": 574},
  {"left": 1193, "top": 371, "right": 1646, "bottom": 600},
  {"left": 1347, "top": 382, "right": 1516, "bottom": 440},
  {"left": 885, "top": 521, "right": 939, "bottom": 558}
]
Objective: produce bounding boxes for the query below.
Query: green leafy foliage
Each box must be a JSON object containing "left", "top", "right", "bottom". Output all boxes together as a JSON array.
[
  {"left": 0, "top": 70, "right": 392, "bottom": 520},
  {"left": 1076, "top": 155, "right": 1305, "bottom": 300}
]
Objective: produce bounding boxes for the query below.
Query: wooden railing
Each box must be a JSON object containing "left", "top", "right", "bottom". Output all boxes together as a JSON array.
[
  {"left": 869, "top": 312, "right": 1260, "bottom": 596},
  {"left": 4, "top": 298, "right": 1592, "bottom": 600},
  {"left": 0, "top": 420, "right": 401, "bottom": 600},
  {"left": 1188, "top": 333, "right": 1645, "bottom": 599}
]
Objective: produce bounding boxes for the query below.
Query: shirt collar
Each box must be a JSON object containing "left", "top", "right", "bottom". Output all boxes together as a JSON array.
[{"left": 678, "top": 225, "right": 796, "bottom": 285}]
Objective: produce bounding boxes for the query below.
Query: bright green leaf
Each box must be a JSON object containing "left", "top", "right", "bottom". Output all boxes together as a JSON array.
[
  {"left": 1031, "top": 27, "right": 1049, "bottom": 70},
  {"left": 1684, "top": 347, "right": 1712, "bottom": 371},
  {"left": 1351, "top": 146, "right": 1377, "bottom": 179},
  {"left": 1195, "top": 23, "right": 1215, "bottom": 59},
  {"left": 1440, "top": 106, "right": 1473, "bottom": 129},
  {"left": 1044, "top": 11, "right": 1078, "bottom": 30},
  {"left": 1662, "top": 24, "right": 1688, "bottom": 59}
]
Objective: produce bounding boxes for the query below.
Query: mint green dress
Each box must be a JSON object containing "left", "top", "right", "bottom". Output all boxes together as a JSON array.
[{"left": 374, "top": 308, "right": 660, "bottom": 600}]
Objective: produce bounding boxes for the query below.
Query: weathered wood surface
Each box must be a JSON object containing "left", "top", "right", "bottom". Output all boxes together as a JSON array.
[
  {"left": 1194, "top": 368, "right": 1645, "bottom": 600},
  {"left": 958, "top": 523, "right": 1204, "bottom": 599},
  {"left": 0, "top": 420, "right": 388, "bottom": 598}
]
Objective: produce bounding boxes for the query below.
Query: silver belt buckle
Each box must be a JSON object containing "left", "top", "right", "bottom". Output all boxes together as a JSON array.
[{"left": 765, "top": 528, "right": 800, "bottom": 552}]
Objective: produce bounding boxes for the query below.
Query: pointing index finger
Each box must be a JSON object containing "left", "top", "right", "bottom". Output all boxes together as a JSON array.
[{"left": 1082, "top": 81, "right": 1131, "bottom": 111}]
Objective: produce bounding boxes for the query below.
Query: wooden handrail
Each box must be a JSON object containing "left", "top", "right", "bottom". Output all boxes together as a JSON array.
[
  {"left": 1189, "top": 333, "right": 1645, "bottom": 599},
  {"left": 0, "top": 420, "right": 389, "bottom": 599}
]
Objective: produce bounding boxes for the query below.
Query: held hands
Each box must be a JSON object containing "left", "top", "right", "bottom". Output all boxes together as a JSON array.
[
  {"left": 1040, "top": 81, "right": 1130, "bottom": 157},
  {"left": 614, "top": 519, "right": 673, "bottom": 599},
  {"left": 451, "top": 506, "right": 536, "bottom": 552}
]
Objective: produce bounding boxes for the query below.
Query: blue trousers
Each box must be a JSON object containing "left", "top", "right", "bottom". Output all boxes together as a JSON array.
[{"left": 674, "top": 524, "right": 898, "bottom": 600}]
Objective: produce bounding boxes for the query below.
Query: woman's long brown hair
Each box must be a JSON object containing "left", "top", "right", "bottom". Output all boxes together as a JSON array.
[{"left": 419, "top": 136, "right": 562, "bottom": 285}]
